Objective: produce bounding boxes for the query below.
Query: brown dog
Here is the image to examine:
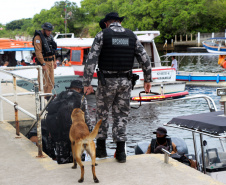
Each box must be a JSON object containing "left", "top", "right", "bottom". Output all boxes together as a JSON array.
[{"left": 69, "top": 108, "right": 102, "bottom": 183}]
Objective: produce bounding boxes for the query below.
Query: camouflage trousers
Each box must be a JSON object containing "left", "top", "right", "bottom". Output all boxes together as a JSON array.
[{"left": 95, "top": 77, "right": 132, "bottom": 142}]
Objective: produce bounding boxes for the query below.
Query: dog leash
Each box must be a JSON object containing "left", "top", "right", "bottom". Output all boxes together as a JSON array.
[{"left": 80, "top": 91, "right": 87, "bottom": 109}]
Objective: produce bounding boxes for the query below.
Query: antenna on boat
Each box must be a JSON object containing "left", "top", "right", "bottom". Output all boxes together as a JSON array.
[{"left": 216, "top": 88, "right": 226, "bottom": 116}]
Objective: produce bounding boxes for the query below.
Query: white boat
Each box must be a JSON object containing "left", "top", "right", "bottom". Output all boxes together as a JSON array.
[
  {"left": 134, "top": 89, "right": 226, "bottom": 184},
  {"left": 0, "top": 31, "right": 186, "bottom": 98},
  {"left": 162, "top": 52, "right": 226, "bottom": 85},
  {"left": 202, "top": 37, "right": 226, "bottom": 54},
  {"left": 54, "top": 31, "right": 186, "bottom": 98}
]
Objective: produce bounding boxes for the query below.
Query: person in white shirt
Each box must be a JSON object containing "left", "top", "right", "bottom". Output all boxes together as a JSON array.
[{"left": 171, "top": 56, "right": 177, "bottom": 71}]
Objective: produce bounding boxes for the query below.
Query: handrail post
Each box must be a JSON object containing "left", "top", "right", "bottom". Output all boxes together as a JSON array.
[
  {"left": 38, "top": 66, "right": 44, "bottom": 113},
  {"left": 13, "top": 76, "right": 17, "bottom": 102},
  {"left": 192, "top": 132, "right": 198, "bottom": 169},
  {"left": 200, "top": 133, "right": 206, "bottom": 174},
  {"left": 162, "top": 148, "right": 171, "bottom": 164},
  {"left": 0, "top": 79, "right": 3, "bottom": 122},
  {"left": 34, "top": 82, "right": 43, "bottom": 157},
  {"left": 14, "top": 103, "right": 20, "bottom": 136},
  {"left": 13, "top": 76, "right": 20, "bottom": 135}
]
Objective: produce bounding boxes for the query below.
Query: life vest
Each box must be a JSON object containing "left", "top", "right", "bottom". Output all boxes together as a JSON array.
[
  {"left": 32, "top": 30, "right": 57, "bottom": 57},
  {"left": 98, "top": 28, "right": 136, "bottom": 71},
  {"left": 150, "top": 137, "right": 173, "bottom": 153},
  {"left": 218, "top": 55, "right": 225, "bottom": 66}
]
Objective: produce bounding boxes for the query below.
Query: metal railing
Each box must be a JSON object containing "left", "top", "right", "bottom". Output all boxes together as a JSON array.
[
  {"left": 0, "top": 66, "right": 51, "bottom": 157},
  {"left": 130, "top": 94, "right": 217, "bottom": 112}
]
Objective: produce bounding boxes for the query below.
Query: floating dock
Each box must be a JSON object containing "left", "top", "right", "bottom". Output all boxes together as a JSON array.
[{"left": 0, "top": 83, "right": 224, "bottom": 185}]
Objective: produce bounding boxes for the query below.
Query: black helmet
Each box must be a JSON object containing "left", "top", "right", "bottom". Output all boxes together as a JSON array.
[
  {"left": 65, "top": 80, "right": 83, "bottom": 90},
  {"left": 42, "top": 22, "right": 54, "bottom": 31}
]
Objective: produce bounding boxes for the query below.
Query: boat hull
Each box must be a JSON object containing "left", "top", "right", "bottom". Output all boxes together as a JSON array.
[
  {"left": 203, "top": 41, "right": 226, "bottom": 54},
  {"left": 176, "top": 71, "right": 226, "bottom": 83}
]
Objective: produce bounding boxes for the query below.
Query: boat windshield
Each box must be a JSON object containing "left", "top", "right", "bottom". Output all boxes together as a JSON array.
[{"left": 201, "top": 137, "right": 226, "bottom": 172}]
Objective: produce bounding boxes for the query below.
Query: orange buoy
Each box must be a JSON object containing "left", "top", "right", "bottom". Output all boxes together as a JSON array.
[
  {"left": 218, "top": 55, "right": 226, "bottom": 66},
  {"left": 223, "top": 61, "right": 226, "bottom": 69}
]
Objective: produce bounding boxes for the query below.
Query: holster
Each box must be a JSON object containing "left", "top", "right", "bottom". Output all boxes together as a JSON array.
[
  {"left": 97, "top": 69, "right": 106, "bottom": 86},
  {"left": 131, "top": 74, "right": 139, "bottom": 90}
]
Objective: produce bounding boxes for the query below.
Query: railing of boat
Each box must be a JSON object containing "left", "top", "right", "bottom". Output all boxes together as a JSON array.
[
  {"left": 130, "top": 94, "right": 217, "bottom": 112},
  {"left": 0, "top": 66, "right": 53, "bottom": 157},
  {"left": 131, "top": 94, "right": 221, "bottom": 174}
]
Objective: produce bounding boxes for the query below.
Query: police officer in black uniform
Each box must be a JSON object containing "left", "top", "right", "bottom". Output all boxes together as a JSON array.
[{"left": 83, "top": 12, "right": 152, "bottom": 163}]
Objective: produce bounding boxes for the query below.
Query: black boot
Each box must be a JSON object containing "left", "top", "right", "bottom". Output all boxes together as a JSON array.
[
  {"left": 116, "top": 142, "right": 126, "bottom": 163},
  {"left": 96, "top": 139, "right": 107, "bottom": 158}
]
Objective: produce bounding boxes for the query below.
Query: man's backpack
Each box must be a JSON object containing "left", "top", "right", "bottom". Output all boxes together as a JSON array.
[{"left": 45, "top": 90, "right": 82, "bottom": 142}]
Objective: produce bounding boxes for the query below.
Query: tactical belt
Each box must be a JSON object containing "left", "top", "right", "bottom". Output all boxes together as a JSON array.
[
  {"left": 103, "top": 72, "right": 131, "bottom": 78},
  {"left": 44, "top": 57, "right": 54, "bottom": 61}
]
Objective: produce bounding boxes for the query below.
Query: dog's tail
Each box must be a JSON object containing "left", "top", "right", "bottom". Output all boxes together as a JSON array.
[{"left": 87, "top": 119, "right": 102, "bottom": 140}]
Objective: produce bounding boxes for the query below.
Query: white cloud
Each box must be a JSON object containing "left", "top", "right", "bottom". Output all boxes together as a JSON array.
[{"left": 0, "top": 0, "right": 81, "bottom": 24}]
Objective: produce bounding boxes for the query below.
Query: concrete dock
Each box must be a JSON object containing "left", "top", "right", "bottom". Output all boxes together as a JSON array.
[
  {"left": 0, "top": 120, "right": 224, "bottom": 185},
  {"left": 0, "top": 83, "right": 224, "bottom": 185}
]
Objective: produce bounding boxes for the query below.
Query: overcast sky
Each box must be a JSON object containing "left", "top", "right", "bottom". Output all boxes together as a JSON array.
[{"left": 0, "top": 0, "right": 81, "bottom": 25}]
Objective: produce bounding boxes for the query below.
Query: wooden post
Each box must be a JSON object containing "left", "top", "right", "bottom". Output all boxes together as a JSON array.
[
  {"left": 171, "top": 39, "right": 174, "bottom": 47},
  {"left": 186, "top": 35, "right": 188, "bottom": 42},
  {"left": 212, "top": 32, "right": 214, "bottom": 38},
  {"left": 191, "top": 34, "right": 192, "bottom": 41},
  {"left": 198, "top": 32, "right": 200, "bottom": 47},
  {"left": 225, "top": 29, "right": 226, "bottom": 45},
  {"left": 180, "top": 35, "right": 182, "bottom": 42},
  {"left": 175, "top": 35, "right": 177, "bottom": 42}
]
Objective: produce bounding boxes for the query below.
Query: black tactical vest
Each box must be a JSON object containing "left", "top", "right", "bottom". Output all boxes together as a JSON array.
[
  {"left": 98, "top": 28, "right": 136, "bottom": 71},
  {"left": 32, "top": 30, "right": 57, "bottom": 57},
  {"left": 150, "top": 137, "right": 173, "bottom": 153}
]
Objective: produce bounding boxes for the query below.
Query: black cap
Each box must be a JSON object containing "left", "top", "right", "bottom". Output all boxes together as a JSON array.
[
  {"left": 65, "top": 80, "right": 83, "bottom": 90},
  {"left": 153, "top": 127, "right": 167, "bottom": 136},
  {"left": 99, "top": 18, "right": 106, "bottom": 30},
  {"left": 42, "top": 22, "right": 54, "bottom": 31},
  {"left": 103, "top": 12, "right": 124, "bottom": 22}
]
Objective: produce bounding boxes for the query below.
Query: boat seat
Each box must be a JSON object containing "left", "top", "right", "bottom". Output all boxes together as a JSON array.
[
  {"left": 218, "top": 152, "right": 226, "bottom": 164},
  {"left": 206, "top": 148, "right": 221, "bottom": 165},
  {"left": 199, "top": 148, "right": 222, "bottom": 168}
]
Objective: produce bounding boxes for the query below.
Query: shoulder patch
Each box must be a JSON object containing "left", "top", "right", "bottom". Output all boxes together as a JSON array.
[{"left": 35, "top": 40, "right": 40, "bottom": 43}]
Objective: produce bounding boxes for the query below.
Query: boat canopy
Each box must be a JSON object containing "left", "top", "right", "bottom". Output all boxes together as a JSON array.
[
  {"left": 207, "top": 37, "right": 226, "bottom": 40},
  {"left": 167, "top": 111, "right": 226, "bottom": 135},
  {"left": 0, "top": 47, "right": 61, "bottom": 52},
  {"left": 0, "top": 48, "right": 35, "bottom": 52},
  {"left": 163, "top": 52, "right": 226, "bottom": 57}
]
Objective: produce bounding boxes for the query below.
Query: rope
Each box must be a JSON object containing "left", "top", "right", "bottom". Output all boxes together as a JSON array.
[{"left": 42, "top": 65, "right": 57, "bottom": 95}]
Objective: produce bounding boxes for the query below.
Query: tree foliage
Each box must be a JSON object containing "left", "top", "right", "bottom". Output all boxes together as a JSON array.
[{"left": 1, "top": 0, "right": 226, "bottom": 42}]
